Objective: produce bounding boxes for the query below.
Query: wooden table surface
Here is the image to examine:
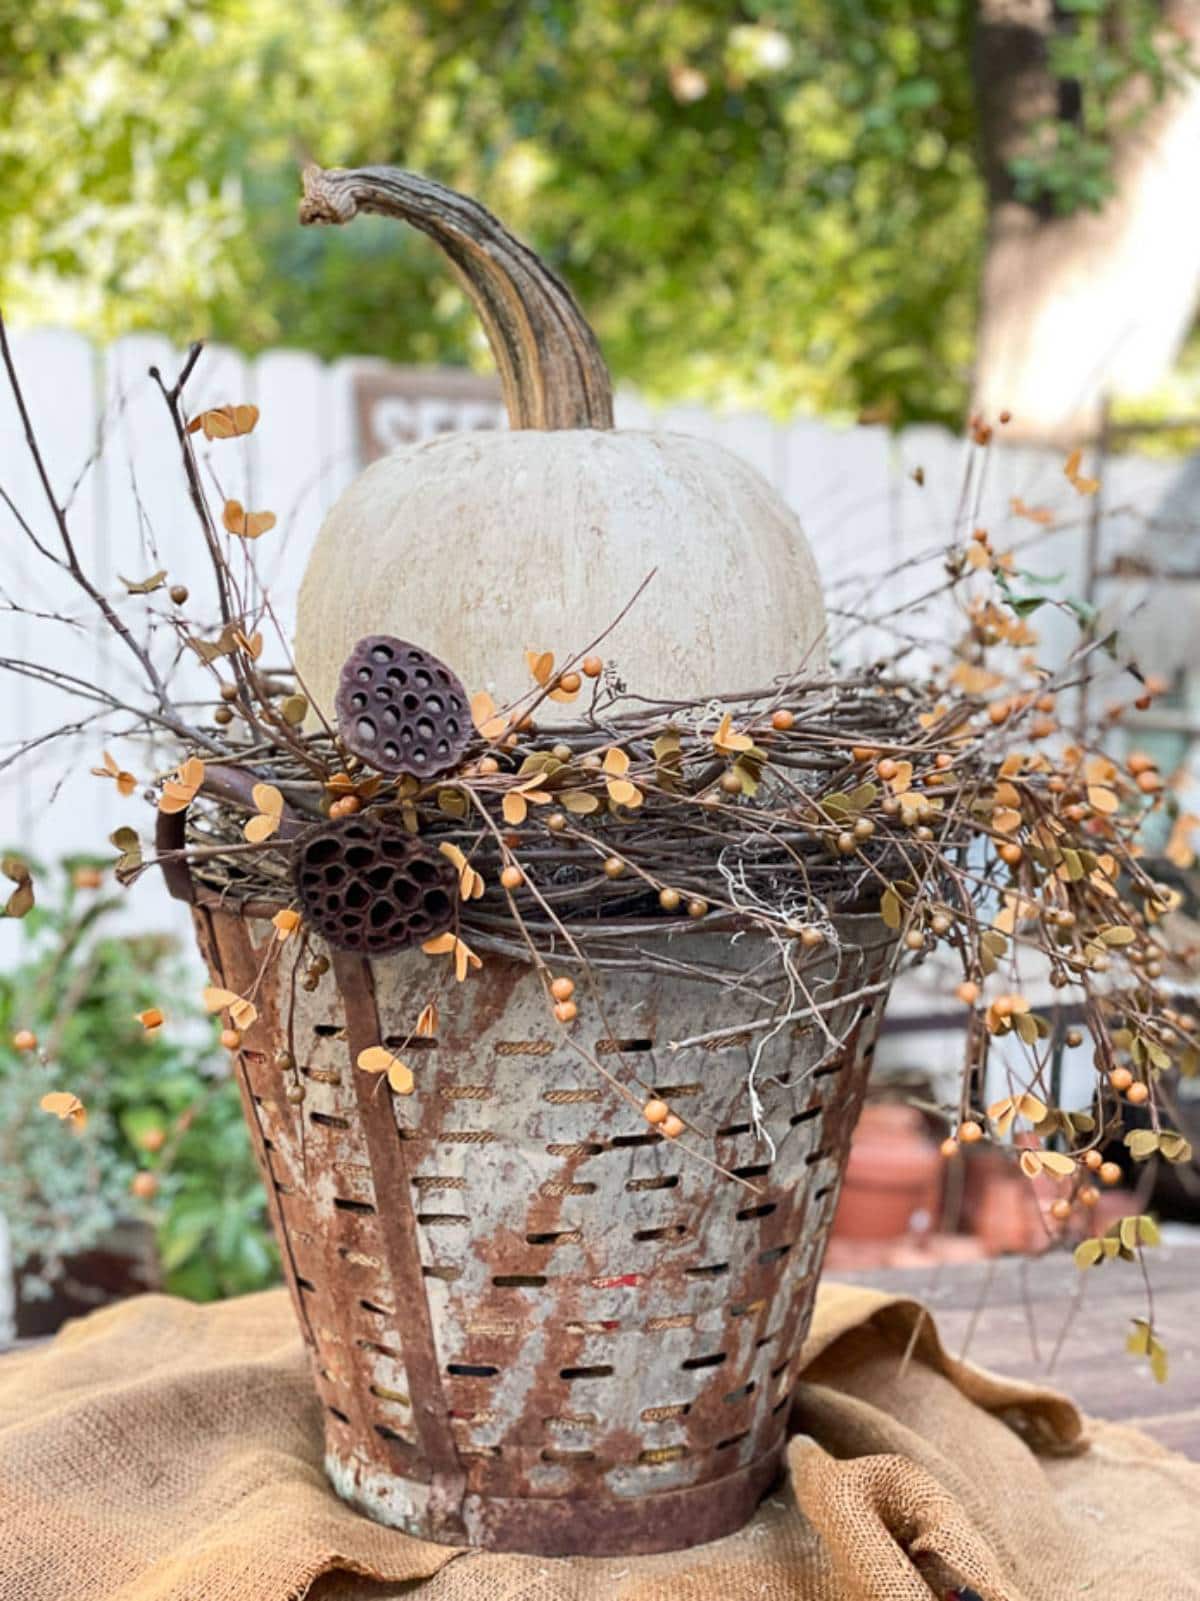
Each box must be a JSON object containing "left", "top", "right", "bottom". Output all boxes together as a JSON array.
[{"left": 835, "top": 1232, "right": 1200, "bottom": 1459}]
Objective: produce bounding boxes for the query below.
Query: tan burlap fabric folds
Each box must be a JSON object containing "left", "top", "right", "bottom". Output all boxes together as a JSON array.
[{"left": 1, "top": 1285, "right": 1196, "bottom": 1601}]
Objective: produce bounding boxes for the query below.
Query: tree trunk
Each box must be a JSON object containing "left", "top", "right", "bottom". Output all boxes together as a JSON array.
[{"left": 972, "top": 0, "right": 1200, "bottom": 444}]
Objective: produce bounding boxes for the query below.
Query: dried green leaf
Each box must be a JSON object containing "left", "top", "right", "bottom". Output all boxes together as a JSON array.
[
  {"left": 119, "top": 569, "right": 168, "bottom": 594},
  {"left": 1074, "top": 1238, "right": 1103, "bottom": 1269},
  {"left": 1125, "top": 1129, "right": 1159, "bottom": 1161},
  {"left": 1138, "top": 1215, "right": 1161, "bottom": 1247},
  {"left": 561, "top": 789, "right": 600, "bottom": 815},
  {"left": 109, "top": 826, "right": 142, "bottom": 883},
  {"left": 280, "top": 694, "right": 308, "bottom": 726},
  {"left": 1100, "top": 924, "right": 1137, "bottom": 945},
  {"left": 880, "top": 887, "right": 901, "bottom": 930},
  {"left": 1159, "top": 1132, "right": 1193, "bottom": 1164}
]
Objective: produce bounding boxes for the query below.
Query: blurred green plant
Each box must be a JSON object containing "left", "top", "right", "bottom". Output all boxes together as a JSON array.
[{"left": 0, "top": 859, "right": 278, "bottom": 1302}]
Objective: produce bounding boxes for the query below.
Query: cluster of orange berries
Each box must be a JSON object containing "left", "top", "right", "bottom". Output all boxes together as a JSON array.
[
  {"left": 1108, "top": 1066, "right": 1150, "bottom": 1106},
  {"left": 549, "top": 974, "right": 577, "bottom": 1024},
  {"left": 642, "top": 1097, "right": 686, "bottom": 1141}
]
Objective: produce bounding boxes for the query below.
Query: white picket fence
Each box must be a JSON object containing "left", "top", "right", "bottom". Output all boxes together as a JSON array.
[{"left": 2, "top": 329, "right": 1198, "bottom": 971}]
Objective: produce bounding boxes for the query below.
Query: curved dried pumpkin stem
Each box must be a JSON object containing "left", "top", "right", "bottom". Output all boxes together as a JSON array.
[{"left": 300, "top": 164, "right": 613, "bottom": 431}]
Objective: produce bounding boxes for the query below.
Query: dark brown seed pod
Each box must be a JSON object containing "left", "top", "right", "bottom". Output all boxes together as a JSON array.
[
  {"left": 293, "top": 815, "right": 458, "bottom": 955},
  {"left": 335, "top": 635, "right": 469, "bottom": 777}
]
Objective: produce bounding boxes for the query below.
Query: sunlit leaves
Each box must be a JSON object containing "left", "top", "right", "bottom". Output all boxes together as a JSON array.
[
  {"left": 110, "top": 827, "right": 142, "bottom": 883},
  {"left": 712, "top": 713, "right": 753, "bottom": 757},
  {"left": 471, "top": 690, "right": 509, "bottom": 741},
  {"left": 201, "top": 986, "right": 258, "bottom": 1032},
  {"left": 1018, "top": 1147, "right": 1074, "bottom": 1179},
  {"left": 422, "top": 931, "right": 482, "bottom": 981},
  {"left": 1127, "top": 1318, "right": 1168, "bottom": 1384},
  {"left": 222, "top": 499, "right": 276, "bottom": 539},
  {"left": 119, "top": 569, "right": 167, "bottom": 594},
  {"left": 603, "top": 747, "right": 642, "bottom": 808},
  {"left": 987, "top": 1091, "right": 1048, "bottom": 1136},
  {"left": 40, "top": 1091, "right": 87, "bottom": 1131},
  {"left": 357, "top": 1045, "right": 414, "bottom": 1096},
  {"left": 439, "top": 841, "right": 484, "bottom": 900},
  {"left": 159, "top": 756, "right": 204, "bottom": 814},
  {"left": 1126, "top": 1127, "right": 1193, "bottom": 1165},
  {"left": 92, "top": 750, "right": 137, "bottom": 798},
  {"left": 2, "top": 856, "right": 34, "bottom": 919},
  {"left": 244, "top": 782, "right": 284, "bottom": 842},
  {"left": 1063, "top": 447, "right": 1099, "bottom": 497},
  {"left": 187, "top": 403, "right": 259, "bottom": 440}
]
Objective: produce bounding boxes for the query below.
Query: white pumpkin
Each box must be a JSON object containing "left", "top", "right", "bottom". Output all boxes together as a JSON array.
[{"left": 295, "top": 166, "right": 826, "bottom": 715}]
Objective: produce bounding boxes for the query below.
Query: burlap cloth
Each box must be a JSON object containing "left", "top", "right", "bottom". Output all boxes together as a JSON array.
[{"left": 1, "top": 1285, "right": 1196, "bottom": 1601}]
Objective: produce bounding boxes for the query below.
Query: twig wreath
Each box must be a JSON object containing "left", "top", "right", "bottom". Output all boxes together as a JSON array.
[{"left": 1, "top": 310, "right": 1195, "bottom": 1384}]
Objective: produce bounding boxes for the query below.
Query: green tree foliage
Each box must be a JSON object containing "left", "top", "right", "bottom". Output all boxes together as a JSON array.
[{"left": 0, "top": 2, "right": 1188, "bottom": 426}]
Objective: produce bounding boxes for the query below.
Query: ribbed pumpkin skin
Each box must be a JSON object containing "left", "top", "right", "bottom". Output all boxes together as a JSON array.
[{"left": 295, "top": 427, "right": 827, "bottom": 718}]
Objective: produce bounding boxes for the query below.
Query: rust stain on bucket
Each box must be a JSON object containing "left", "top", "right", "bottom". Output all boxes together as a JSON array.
[{"left": 195, "top": 900, "right": 894, "bottom": 1556}]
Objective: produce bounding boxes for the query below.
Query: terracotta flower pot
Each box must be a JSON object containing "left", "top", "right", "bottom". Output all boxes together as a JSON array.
[{"left": 831, "top": 1102, "right": 943, "bottom": 1243}]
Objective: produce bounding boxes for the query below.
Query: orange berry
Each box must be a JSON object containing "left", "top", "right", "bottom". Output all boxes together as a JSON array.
[
  {"left": 1064, "top": 803, "right": 1086, "bottom": 822},
  {"left": 1079, "top": 1184, "right": 1100, "bottom": 1208},
  {"left": 940, "top": 1137, "right": 960, "bottom": 1159},
  {"left": 999, "top": 842, "right": 1023, "bottom": 867},
  {"left": 1136, "top": 770, "right": 1162, "bottom": 794},
  {"left": 581, "top": 655, "right": 603, "bottom": 678},
  {"left": 642, "top": 1099, "right": 670, "bottom": 1125},
  {"left": 219, "top": 1028, "right": 241, "bottom": 1050},
  {"left": 658, "top": 888, "right": 681, "bottom": 912},
  {"left": 72, "top": 865, "right": 103, "bottom": 890},
  {"left": 553, "top": 1000, "right": 578, "bottom": 1024},
  {"left": 500, "top": 864, "right": 524, "bottom": 890},
  {"left": 851, "top": 745, "right": 876, "bottom": 762},
  {"left": 956, "top": 980, "right": 980, "bottom": 1006},
  {"left": 1099, "top": 1161, "right": 1122, "bottom": 1186},
  {"left": 687, "top": 898, "right": 708, "bottom": 920},
  {"left": 603, "top": 856, "right": 626, "bottom": 879},
  {"left": 771, "top": 709, "right": 795, "bottom": 732},
  {"left": 904, "top": 928, "right": 924, "bottom": 950},
  {"left": 839, "top": 832, "right": 858, "bottom": 856},
  {"left": 478, "top": 755, "right": 500, "bottom": 775},
  {"left": 1050, "top": 1198, "right": 1071, "bottom": 1222},
  {"left": 558, "top": 671, "right": 582, "bottom": 695},
  {"left": 1134, "top": 693, "right": 1152, "bottom": 711},
  {"left": 661, "top": 1113, "right": 686, "bottom": 1139},
  {"left": 138, "top": 1127, "right": 166, "bottom": 1153},
  {"left": 799, "top": 926, "right": 824, "bottom": 949},
  {"left": 1036, "top": 694, "right": 1055, "bottom": 714},
  {"left": 876, "top": 757, "right": 898, "bottom": 781},
  {"left": 958, "top": 1120, "right": 983, "bottom": 1144},
  {"left": 1084, "top": 1149, "right": 1103, "bottom": 1171},
  {"left": 1109, "top": 1067, "right": 1134, "bottom": 1093},
  {"left": 720, "top": 771, "right": 743, "bottom": 795},
  {"left": 550, "top": 976, "right": 575, "bottom": 1002},
  {"left": 131, "top": 1172, "right": 159, "bottom": 1200},
  {"left": 987, "top": 700, "right": 1010, "bottom": 725},
  {"left": 329, "top": 795, "right": 360, "bottom": 819},
  {"left": 1127, "top": 751, "right": 1154, "bottom": 775},
  {"left": 1065, "top": 1028, "right": 1083, "bottom": 1048},
  {"left": 935, "top": 752, "right": 953, "bottom": 770},
  {"left": 1126, "top": 1081, "right": 1150, "bottom": 1105},
  {"left": 12, "top": 1029, "right": 37, "bottom": 1052},
  {"left": 547, "top": 811, "right": 567, "bottom": 832}
]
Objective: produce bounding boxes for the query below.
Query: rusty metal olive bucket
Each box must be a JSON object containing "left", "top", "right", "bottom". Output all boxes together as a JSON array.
[{"left": 181, "top": 875, "right": 896, "bottom": 1557}]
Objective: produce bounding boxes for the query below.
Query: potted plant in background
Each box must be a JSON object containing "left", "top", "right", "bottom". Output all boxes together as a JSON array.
[{"left": 0, "top": 861, "right": 277, "bottom": 1335}]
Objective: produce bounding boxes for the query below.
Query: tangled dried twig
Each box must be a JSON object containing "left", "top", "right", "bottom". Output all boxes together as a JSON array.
[{"left": 4, "top": 326, "right": 1199, "bottom": 1377}]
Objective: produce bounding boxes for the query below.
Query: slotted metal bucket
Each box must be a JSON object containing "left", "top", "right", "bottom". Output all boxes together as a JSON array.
[{"left": 176, "top": 853, "right": 895, "bottom": 1555}]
